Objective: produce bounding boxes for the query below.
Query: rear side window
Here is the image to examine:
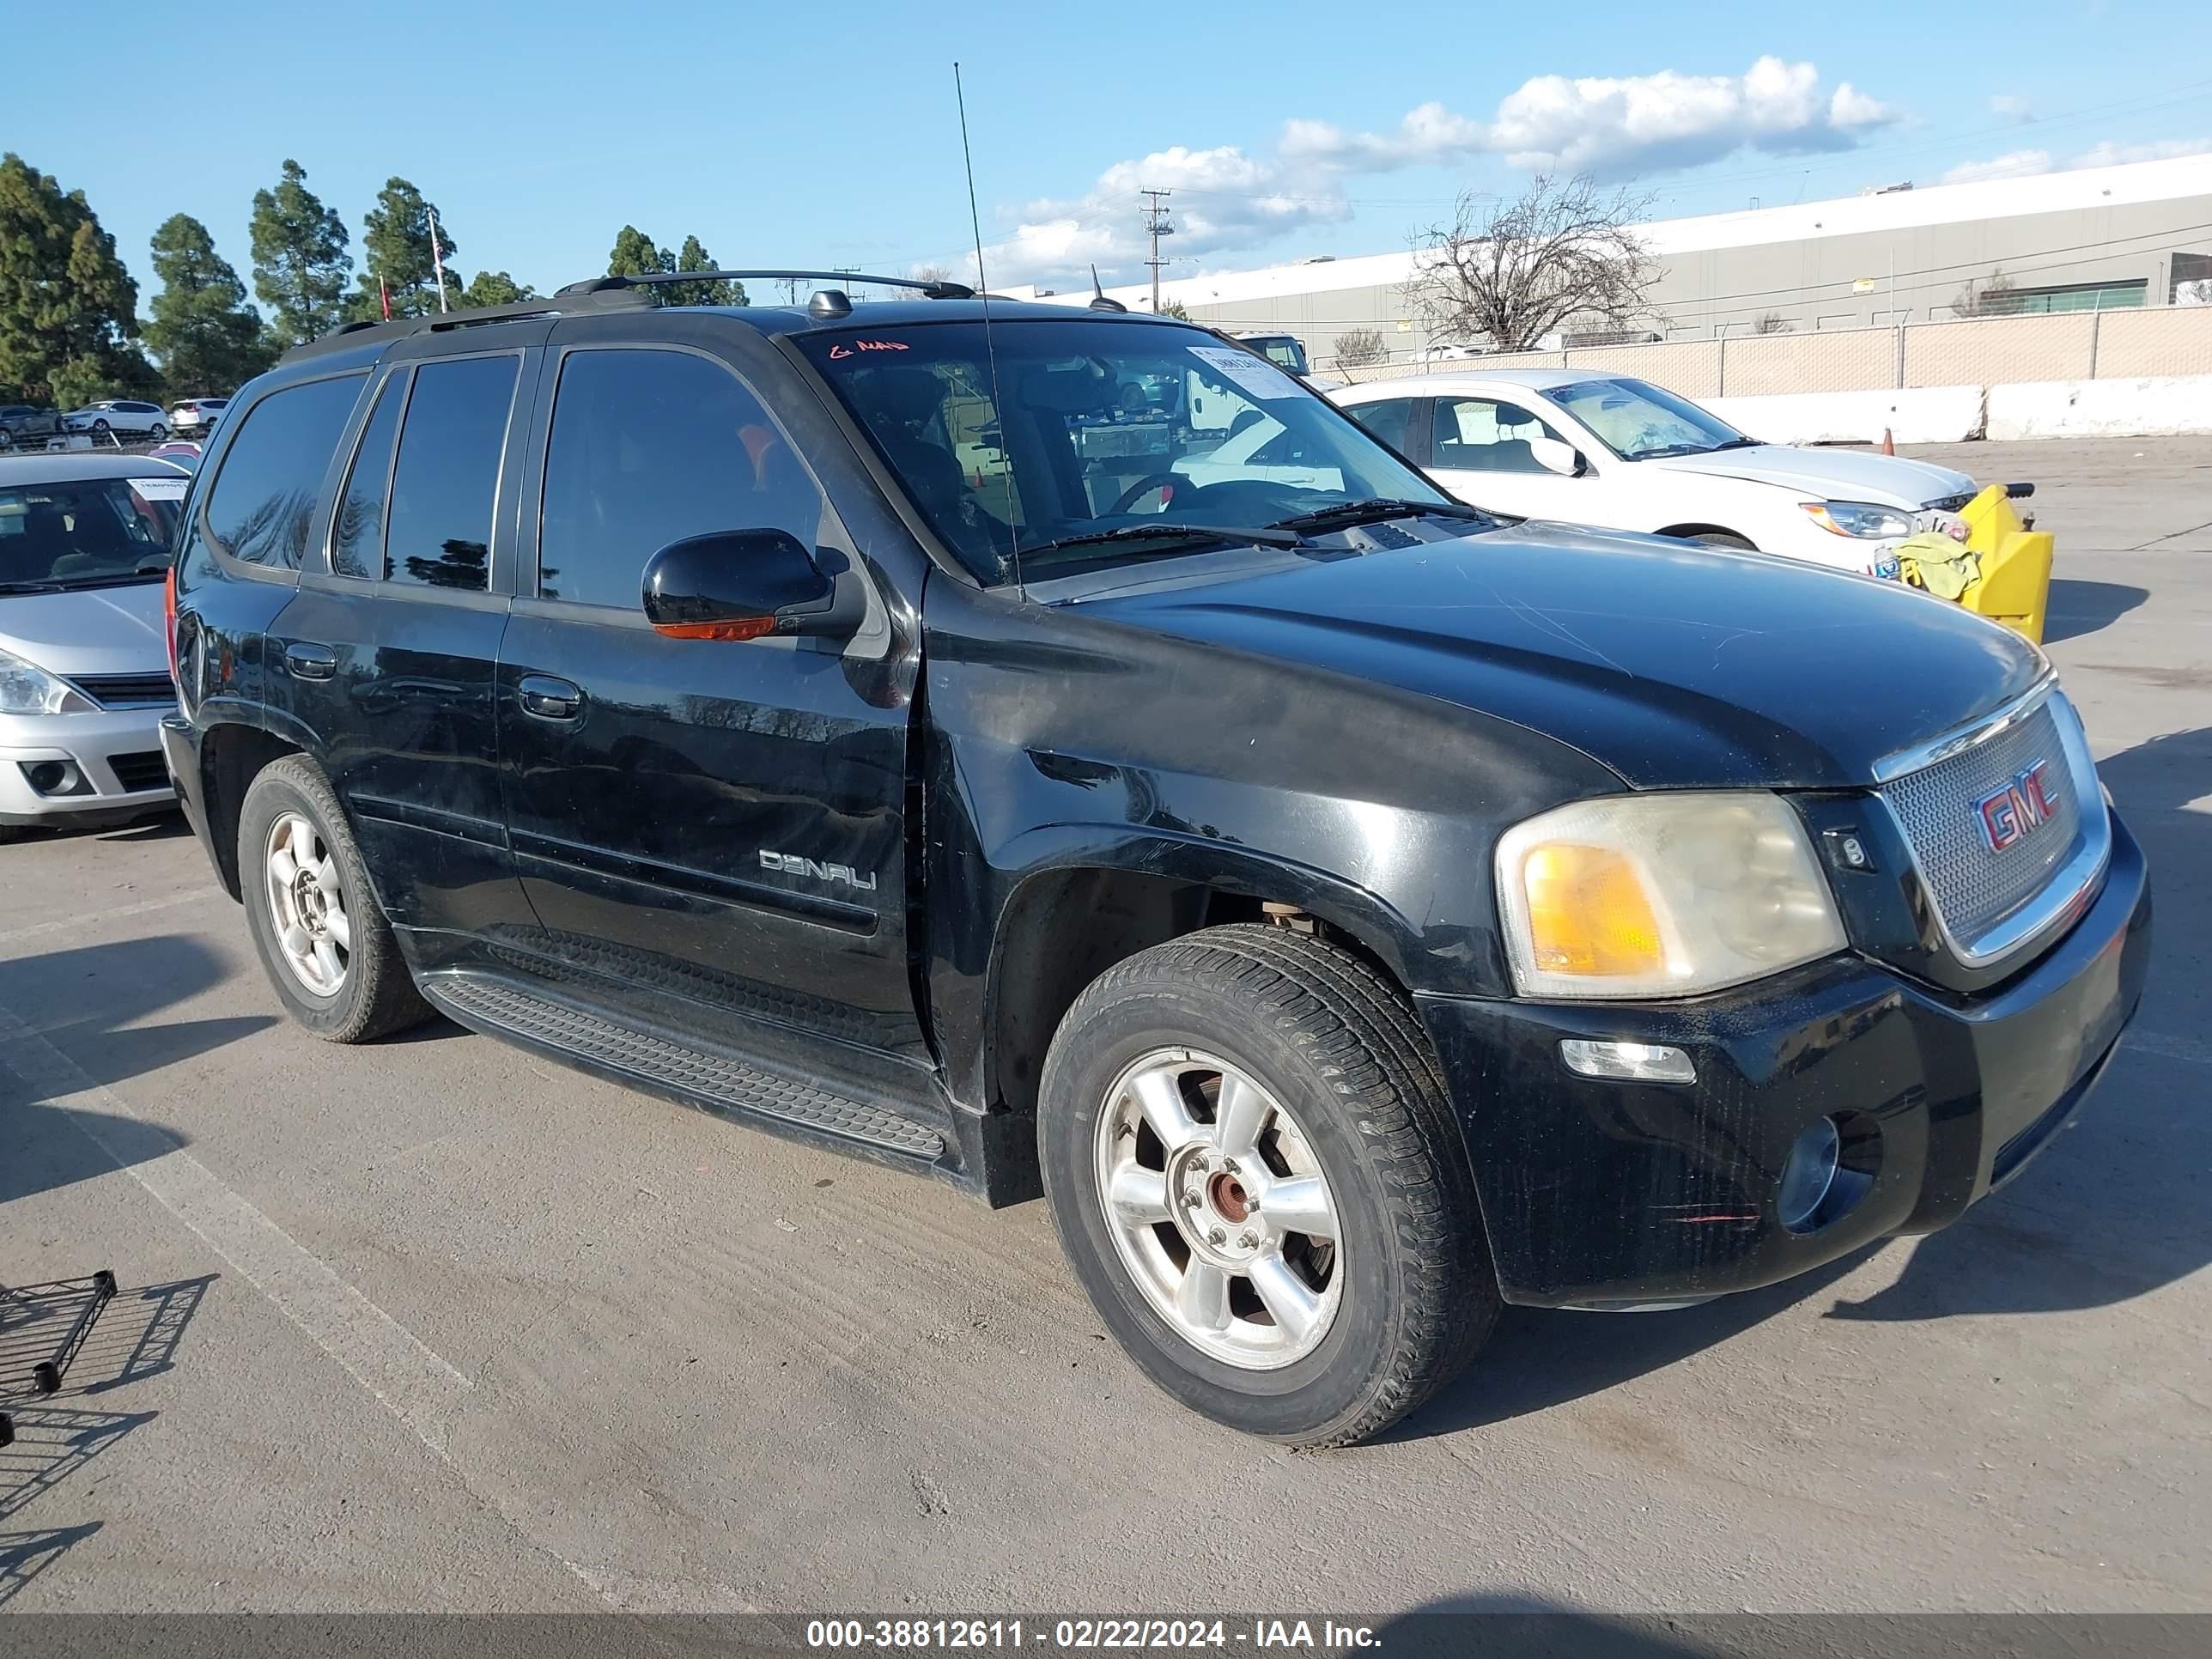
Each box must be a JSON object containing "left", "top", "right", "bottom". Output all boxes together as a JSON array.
[
  {"left": 536, "top": 348, "right": 823, "bottom": 610},
  {"left": 331, "top": 373, "right": 405, "bottom": 578},
  {"left": 1343, "top": 398, "right": 1417, "bottom": 454},
  {"left": 383, "top": 356, "right": 520, "bottom": 592},
  {"left": 204, "top": 374, "right": 365, "bottom": 568}
]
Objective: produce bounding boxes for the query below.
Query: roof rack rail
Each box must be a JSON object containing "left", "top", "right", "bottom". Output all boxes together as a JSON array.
[
  {"left": 280, "top": 287, "right": 654, "bottom": 365},
  {"left": 555, "top": 267, "right": 976, "bottom": 301}
]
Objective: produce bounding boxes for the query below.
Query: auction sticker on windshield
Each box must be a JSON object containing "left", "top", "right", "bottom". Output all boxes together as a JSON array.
[
  {"left": 128, "top": 476, "right": 190, "bottom": 501},
  {"left": 1188, "top": 345, "right": 1302, "bottom": 402}
]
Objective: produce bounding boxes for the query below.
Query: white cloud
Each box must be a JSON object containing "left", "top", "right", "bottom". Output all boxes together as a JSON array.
[
  {"left": 956, "top": 57, "right": 1902, "bottom": 287},
  {"left": 1942, "top": 149, "right": 2053, "bottom": 185},
  {"left": 1989, "top": 94, "right": 2034, "bottom": 122},
  {"left": 2070, "top": 137, "right": 2211, "bottom": 168},
  {"left": 1938, "top": 135, "right": 2212, "bottom": 186}
]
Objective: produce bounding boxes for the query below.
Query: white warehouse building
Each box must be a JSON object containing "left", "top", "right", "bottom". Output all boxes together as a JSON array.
[{"left": 1016, "top": 154, "right": 2212, "bottom": 368}]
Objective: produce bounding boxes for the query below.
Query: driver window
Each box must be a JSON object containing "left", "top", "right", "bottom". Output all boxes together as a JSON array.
[
  {"left": 538, "top": 348, "right": 827, "bottom": 609},
  {"left": 1431, "top": 398, "right": 1562, "bottom": 473}
]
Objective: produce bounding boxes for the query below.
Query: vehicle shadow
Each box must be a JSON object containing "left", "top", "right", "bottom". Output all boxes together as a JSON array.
[
  {"left": 1389, "top": 1249, "right": 1875, "bottom": 1441},
  {"left": 0, "top": 935, "right": 270, "bottom": 1204},
  {"left": 2043, "top": 578, "right": 2148, "bottom": 643},
  {"left": 1373, "top": 1593, "right": 1740, "bottom": 1658}
]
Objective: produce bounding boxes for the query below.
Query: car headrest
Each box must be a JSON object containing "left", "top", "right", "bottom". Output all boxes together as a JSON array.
[{"left": 1018, "top": 368, "right": 1110, "bottom": 416}]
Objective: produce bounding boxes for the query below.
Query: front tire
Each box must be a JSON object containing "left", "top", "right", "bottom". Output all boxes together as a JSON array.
[
  {"left": 238, "top": 756, "right": 431, "bottom": 1042},
  {"left": 1039, "top": 925, "right": 1498, "bottom": 1447}
]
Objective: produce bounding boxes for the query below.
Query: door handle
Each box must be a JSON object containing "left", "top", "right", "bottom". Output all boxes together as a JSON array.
[
  {"left": 517, "top": 674, "right": 584, "bottom": 720},
  {"left": 284, "top": 641, "right": 337, "bottom": 682}
]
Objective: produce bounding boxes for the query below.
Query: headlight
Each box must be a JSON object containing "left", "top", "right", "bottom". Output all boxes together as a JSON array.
[
  {"left": 1495, "top": 792, "right": 1846, "bottom": 1000},
  {"left": 1802, "top": 500, "right": 1913, "bottom": 539},
  {"left": 0, "top": 648, "right": 94, "bottom": 715}
]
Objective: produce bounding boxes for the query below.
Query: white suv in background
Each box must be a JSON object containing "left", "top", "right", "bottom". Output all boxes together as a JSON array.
[
  {"left": 168, "top": 397, "right": 230, "bottom": 435},
  {"left": 1329, "top": 370, "right": 1992, "bottom": 578}
]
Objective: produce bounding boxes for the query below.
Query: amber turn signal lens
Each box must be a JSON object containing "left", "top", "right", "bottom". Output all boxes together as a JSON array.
[
  {"left": 1521, "top": 843, "right": 1665, "bottom": 977},
  {"left": 651, "top": 617, "right": 777, "bottom": 641}
]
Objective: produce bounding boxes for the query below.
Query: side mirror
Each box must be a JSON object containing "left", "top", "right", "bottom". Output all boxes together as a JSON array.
[
  {"left": 641, "top": 529, "right": 860, "bottom": 642},
  {"left": 1529, "top": 437, "right": 1584, "bottom": 477}
]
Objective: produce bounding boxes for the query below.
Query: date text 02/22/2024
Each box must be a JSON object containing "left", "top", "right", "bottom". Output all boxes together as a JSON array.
[{"left": 803, "top": 1620, "right": 1382, "bottom": 1650}]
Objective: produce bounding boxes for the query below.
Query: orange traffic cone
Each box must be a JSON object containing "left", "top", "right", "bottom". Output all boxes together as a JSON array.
[{"left": 1881, "top": 427, "right": 1895, "bottom": 455}]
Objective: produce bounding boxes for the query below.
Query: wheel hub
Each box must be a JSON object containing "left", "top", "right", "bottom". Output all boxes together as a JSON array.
[{"left": 1169, "top": 1144, "right": 1266, "bottom": 1267}]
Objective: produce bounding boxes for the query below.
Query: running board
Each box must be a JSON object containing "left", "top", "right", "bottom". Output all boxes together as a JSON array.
[{"left": 422, "top": 973, "right": 949, "bottom": 1162}]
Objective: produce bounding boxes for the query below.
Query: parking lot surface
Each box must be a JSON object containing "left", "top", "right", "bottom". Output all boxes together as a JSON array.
[{"left": 2, "top": 436, "right": 2206, "bottom": 1615}]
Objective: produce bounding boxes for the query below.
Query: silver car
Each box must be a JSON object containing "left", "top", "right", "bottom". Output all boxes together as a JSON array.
[{"left": 0, "top": 453, "right": 185, "bottom": 840}]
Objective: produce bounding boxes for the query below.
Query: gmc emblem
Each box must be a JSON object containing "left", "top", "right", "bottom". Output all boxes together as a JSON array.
[{"left": 1976, "top": 758, "right": 2058, "bottom": 852}]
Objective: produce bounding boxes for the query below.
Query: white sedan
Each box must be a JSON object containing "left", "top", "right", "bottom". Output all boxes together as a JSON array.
[{"left": 1328, "top": 369, "right": 1997, "bottom": 579}]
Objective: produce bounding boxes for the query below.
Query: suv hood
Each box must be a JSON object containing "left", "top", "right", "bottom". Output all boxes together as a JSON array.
[
  {"left": 1076, "top": 523, "right": 2045, "bottom": 790},
  {"left": 0, "top": 583, "right": 167, "bottom": 678},
  {"left": 1648, "top": 444, "right": 1974, "bottom": 507}
]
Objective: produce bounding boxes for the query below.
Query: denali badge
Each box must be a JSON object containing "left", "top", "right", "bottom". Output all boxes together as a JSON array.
[
  {"left": 1976, "top": 759, "right": 2058, "bottom": 852},
  {"left": 759, "top": 849, "right": 878, "bottom": 891}
]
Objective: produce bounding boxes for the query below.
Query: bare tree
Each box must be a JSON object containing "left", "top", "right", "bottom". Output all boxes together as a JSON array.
[
  {"left": 1403, "top": 173, "right": 1661, "bottom": 353},
  {"left": 1753, "top": 311, "right": 1790, "bottom": 335},
  {"left": 912, "top": 262, "right": 957, "bottom": 287},
  {"left": 1953, "top": 267, "right": 2021, "bottom": 319},
  {"left": 1334, "top": 325, "right": 1388, "bottom": 368}
]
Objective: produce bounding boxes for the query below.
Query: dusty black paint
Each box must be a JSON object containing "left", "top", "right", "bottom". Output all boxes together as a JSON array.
[{"left": 164, "top": 298, "right": 2148, "bottom": 1302}]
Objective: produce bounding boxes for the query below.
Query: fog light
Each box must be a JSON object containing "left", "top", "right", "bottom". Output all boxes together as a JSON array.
[
  {"left": 1778, "top": 1118, "right": 1842, "bottom": 1232},
  {"left": 21, "top": 760, "right": 83, "bottom": 797},
  {"left": 1559, "top": 1038, "right": 1695, "bottom": 1084}
]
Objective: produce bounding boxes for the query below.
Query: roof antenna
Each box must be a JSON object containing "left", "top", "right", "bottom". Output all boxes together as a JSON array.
[
  {"left": 956, "top": 60, "right": 1020, "bottom": 594},
  {"left": 1088, "top": 264, "right": 1127, "bottom": 313}
]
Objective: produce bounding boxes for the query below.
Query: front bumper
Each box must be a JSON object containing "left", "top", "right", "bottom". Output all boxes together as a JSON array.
[
  {"left": 0, "top": 705, "right": 177, "bottom": 827},
  {"left": 1418, "top": 810, "right": 2149, "bottom": 1308}
]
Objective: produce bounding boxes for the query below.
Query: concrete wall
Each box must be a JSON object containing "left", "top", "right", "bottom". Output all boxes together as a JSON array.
[
  {"left": 1335, "top": 307, "right": 2212, "bottom": 398},
  {"left": 1986, "top": 377, "right": 2212, "bottom": 439}
]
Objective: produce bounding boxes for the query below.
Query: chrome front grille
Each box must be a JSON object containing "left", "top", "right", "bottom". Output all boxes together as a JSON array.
[{"left": 1877, "top": 687, "right": 2105, "bottom": 963}]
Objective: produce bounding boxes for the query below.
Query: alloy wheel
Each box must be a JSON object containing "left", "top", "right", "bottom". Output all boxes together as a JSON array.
[
  {"left": 1094, "top": 1048, "right": 1343, "bottom": 1370},
  {"left": 263, "top": 811, "right": 353, "bottom": 994}
]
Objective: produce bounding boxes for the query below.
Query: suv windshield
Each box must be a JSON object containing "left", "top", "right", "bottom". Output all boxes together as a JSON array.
[
  {"left": 1548, "top": 377, "right": 1753, "bottom": 460},
  {"left": 799, "top": 319, "right": 1449, "bottom": 580},
  {"left": 0, "top": 476, "right": 181, "bottom": 591}
]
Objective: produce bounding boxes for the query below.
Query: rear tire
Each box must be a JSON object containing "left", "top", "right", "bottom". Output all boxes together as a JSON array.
[
  {"left": 1687, "top": 530, "right": 1756, "bottom": 550},
  {"left": 148, "top": 422, "right": 167, "bottom": 441},
  {"left": 1039, "top": 924, "right": 1498, "bottom": 1447},
  {"left": 238, "top": 756, "right": 432, "bottom": 1043}
]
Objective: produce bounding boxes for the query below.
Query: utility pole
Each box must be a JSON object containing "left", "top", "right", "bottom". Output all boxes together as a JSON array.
[{"left": 1141, "top": 188, "right": 1174, "bottom": 313}]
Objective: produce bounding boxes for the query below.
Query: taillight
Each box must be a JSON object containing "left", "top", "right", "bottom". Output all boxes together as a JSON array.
[{"left": 163, "top": 565, "right": 179, "bottom": 685}]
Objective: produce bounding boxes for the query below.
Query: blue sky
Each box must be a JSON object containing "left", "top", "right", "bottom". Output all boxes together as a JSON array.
[{"left": 11, "top": 1, "right": 2210, "bottom": 307}]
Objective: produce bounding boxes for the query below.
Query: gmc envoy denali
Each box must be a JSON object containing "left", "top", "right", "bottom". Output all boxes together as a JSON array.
[{"left": 161, "top": 270, "right": 2149, "bottom": 1446}]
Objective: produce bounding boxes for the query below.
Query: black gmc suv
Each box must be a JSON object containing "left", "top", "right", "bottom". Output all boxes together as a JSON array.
[{"left": 161, "top": 272, "right": 2150, "bottom": 1446}]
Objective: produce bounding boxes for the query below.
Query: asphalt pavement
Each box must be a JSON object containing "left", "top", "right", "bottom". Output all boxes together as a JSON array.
[{"left": 2, "top": 436, "right": 2207, "bottom": 1616}]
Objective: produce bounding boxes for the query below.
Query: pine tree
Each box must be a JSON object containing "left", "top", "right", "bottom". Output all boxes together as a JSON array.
[
  {"left": 348, "top": 179, "right": 455, "bottom": 322},
  {"left": 460, "top": 270, "right": 534, "bottom": 309},
  {"left": 0, "top": 153, "right": 154, "bottom": 407},
  {"left": 249, "top": 160, "right": 351, "bottom": 348},
  {"left": 608, "top": 225, "right": 673, "bottom": 282},
  {"left": 144, "top": 214, "right": 275, "bottom": 396},
  {"left": 665, "top": 235, "right": 746, "bottom": 307}
]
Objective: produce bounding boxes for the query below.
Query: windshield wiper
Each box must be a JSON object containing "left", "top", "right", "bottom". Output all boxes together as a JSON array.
[
  {"left": 0, "top": 580, "right": 67, "bottom": 594},
  {"left": 1269, "top": 497, "right": 1492, "bottom": 532},
  {"left": 1634, "top": 439, "right": 1757, "bottom": 459},
  {"left": 1017, "top": 522, "right": 1304, "bottom": 559}
]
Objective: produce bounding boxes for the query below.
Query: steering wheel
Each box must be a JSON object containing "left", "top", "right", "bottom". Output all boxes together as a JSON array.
[{"left": 1109, "top": 472, "right": 1188, "bottom": 515}]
